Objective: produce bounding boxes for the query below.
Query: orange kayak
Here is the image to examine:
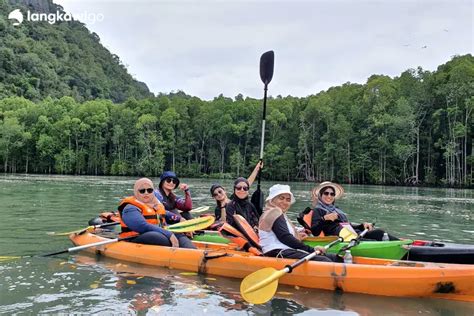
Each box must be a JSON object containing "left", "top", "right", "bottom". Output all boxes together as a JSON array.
[{"left": 70, "top": 232, "right": 474, "bottom": 302}]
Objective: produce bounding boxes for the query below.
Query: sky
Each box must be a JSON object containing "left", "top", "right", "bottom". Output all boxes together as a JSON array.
[{"left": 53, "top": 0, "right": 473, "bottom": 100}]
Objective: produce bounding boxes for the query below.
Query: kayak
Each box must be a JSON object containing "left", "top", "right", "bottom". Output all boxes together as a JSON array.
[
  {"left": 403, "top": 240, "right": 474, "bottom": 264},
  {"left": 192, "top": 230, "right": 412, "bottom": 260},
  {"left": 70, "top": 232, "right": 474, "bottom": 302},
  {"left": 304, "top": 237, "right": 411, "bottom": 259}
]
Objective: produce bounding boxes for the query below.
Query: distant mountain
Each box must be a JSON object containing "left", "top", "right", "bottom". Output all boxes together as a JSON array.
[{"left": 0, "top": 0, "right": 153, "bottom": 102}]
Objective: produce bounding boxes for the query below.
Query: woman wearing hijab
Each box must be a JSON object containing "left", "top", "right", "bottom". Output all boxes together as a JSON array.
[
  {"left": 118, "top": 178, "right": 195, "bottom": 248},
  {"left": 210, "top": 161, "right": 263, "bottom": 222},
  {"left": 309, "top": 181, "right": 398, "bottom": 241},
  {"left": 224, "top": 177, "right": 260, "bottom": 230},
  {"left": 259, "top": 184, "right": 339, "bottom": 262},
  {"left": 154, "top": 171, "right": 193, "bottom": 220}
]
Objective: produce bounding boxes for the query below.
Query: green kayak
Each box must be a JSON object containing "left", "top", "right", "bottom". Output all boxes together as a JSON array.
[
  {"left": 193, "top": 231, "right": 412, "bottom": 259},
  {"left": 303, "top": 237, "right": 412, "bottom": 259}
]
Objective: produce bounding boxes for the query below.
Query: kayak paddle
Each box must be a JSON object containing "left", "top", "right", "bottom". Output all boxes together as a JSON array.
[
  {"left": 42, "top": 216, "right": 214, "bottom": 257},
  {"left": 47, "top": 221, "right": 119, "bottom": 236},
  {"left": 42, "top": 235, "right": 136, "bottom": 257},
  {"left": 240, "top": 237, "right": 343, "bottom": 304},
  {"left": 167, "top": 215, "right": 215, "bottom": 233},
  {"left": 47, "top": 206, "right": 211, "bottom": 236},
  {"left": 251, "top": 50, "right": 274, "bottom": 216}
]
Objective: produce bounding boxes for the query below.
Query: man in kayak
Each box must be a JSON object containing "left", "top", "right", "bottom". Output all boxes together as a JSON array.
[
  {"left": 118, "top": 178, "right": 195, "bottom": 248},
  {"left": 259, "top": 184, "right": 339, "bottom": 262},
  {"left": 155, "top": 171, "right": 193, "bottom": 220},
  {"left": 210, "top": 161, "right": 263, "bottom": 223},
  {"left": 303, "top": 181, "right": 398, "bottom": 241}
]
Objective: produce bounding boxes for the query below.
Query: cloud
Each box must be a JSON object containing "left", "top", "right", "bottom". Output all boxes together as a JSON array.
[{"left": 55, "top": 0, "right": 473, "bottom": 100}]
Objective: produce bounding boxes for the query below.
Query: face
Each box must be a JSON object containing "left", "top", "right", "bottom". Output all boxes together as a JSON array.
[
  {"left": 272, "top": 193, "right": 292, "bottom": 212},
  {"left": 212, "top": 188, "right": 227, "bottom": 202},
  {"left": 137, "top": 186, "right": 154, "bottom": 203},
  {"left": 162, "top": 177, "right": 178, "bottom": 190},
  {"left": 234, "top": 182, "right": 249, "bottom": 199},
  {"left": 321, "top": 188, "right": 336, "bottom": 204}
]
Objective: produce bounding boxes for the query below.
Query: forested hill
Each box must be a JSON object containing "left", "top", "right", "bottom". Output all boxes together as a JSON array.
[
  {"left": 0, "top": 2, "right": 472, "bottom": 187},
  {"left": 0, "top": 0, "right": 152, "bottom": 102}
]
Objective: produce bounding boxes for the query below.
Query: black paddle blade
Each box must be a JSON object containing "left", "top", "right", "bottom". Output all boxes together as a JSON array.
[
  {"left": 259, "top": 51, "right": 274, "bottom": 85},
  {"left": 251, "top": 187, "right": 264, "bottom": 216}
]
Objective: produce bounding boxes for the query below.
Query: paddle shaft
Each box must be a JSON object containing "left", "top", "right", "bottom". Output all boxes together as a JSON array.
[
  {"left": 284, "top": 237, "right": 343, "bottom": 273},
  {"left": 42, "top": 235, "right": 135, "bottom": 257},
  {"left": 339, "top": 228, "right": 369, "bottom": 253}
]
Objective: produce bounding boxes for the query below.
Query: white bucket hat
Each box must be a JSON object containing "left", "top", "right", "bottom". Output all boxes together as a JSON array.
[{"left": 266, "top": 184, "right": 296, "bottom": 204}]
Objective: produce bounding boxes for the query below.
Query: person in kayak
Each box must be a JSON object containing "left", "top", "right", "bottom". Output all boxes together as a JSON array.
[
  {"left": 154, "top": 171, "right": 193, "bottom": 220},
  {"left": 118, "top": 178, "right": 195, "bottom": 248},
  {"left": 210, "top": 161, "right": 263, "bottom": 222},
  {"left": 224, "top": 177, "right": 260, "bottom": 231},
  {"left": 259, "top": 184, "right": 340, "bottom": 262},
  {"left": 306, "top": 181, "right": 398, "bottom": 241}
]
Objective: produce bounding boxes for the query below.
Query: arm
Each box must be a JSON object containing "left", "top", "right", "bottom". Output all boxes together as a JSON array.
[
  {"left": 175, "top": 189, "right": 192, "bottom": 211},
  {"left": 164, "top": 210, "right": 181, "bottom": 224},
  {"left": 225, "top": 203, "right": 236, "bottom": 226},
  {"left": 310, "top": 208, "right": 326, "bottom": 237},
  {"left": 272, "top": 215, "right": 314, "bottom": 253},
  {"left": 122, "top": 205, "right": 172, "bottom": 238},
  {"left": 247, "top": 160, "right": 263, "bottom": 187}
]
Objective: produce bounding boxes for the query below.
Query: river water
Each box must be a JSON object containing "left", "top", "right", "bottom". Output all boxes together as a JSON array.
[{"left": 0, "top": 175, "right": 473, "bottom": 315}]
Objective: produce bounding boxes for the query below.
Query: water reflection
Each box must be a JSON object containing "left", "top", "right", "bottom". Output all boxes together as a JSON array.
[{"left": 1, "top": 175, "right": 474, "bottom": 315}]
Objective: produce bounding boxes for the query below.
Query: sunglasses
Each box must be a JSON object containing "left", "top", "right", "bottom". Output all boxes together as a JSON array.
[
  {"left": 323, "top": 191, "right": 335, "bottom": 197},
  {"left": 165, "top": 178, "right": 178, "bottom": 184},
  {"left": 235, "top": 186, "right": 249, "bottom": 192},
  {"left": 139, "top": 188, "right": 154, "bottom": 194},
  {"left": 212, "top": 189, "right": 224, "bottom": 197}
]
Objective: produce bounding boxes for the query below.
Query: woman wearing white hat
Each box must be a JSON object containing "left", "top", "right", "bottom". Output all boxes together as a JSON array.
[
  {"left": 308, "top": 181, "right": 397, "bottom": 241},
  {"left": 258, "top": 184, "right": 339, "bottom": 262}
]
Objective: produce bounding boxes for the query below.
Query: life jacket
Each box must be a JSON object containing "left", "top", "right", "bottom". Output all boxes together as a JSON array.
[
  {"left": 118, "top": 197, "right": 166, "bottom": 238},
  {"left": 297, "top": 207, "right": 325, "bottom": 237},
  {"left": 232, "top": 214, "right": 261, "bottom": 249},
  {"left": 219, "top": 223, "right": 262, "bottom": 256}
]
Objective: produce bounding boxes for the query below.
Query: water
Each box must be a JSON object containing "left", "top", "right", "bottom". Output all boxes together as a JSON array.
[{"left": 1, "top": 175, "right": 473, "bottom": 315}]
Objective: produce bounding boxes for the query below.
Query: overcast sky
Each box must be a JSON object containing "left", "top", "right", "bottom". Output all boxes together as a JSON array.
[{"left": 54, "top": 0, "right": 473, "bottom": 100}]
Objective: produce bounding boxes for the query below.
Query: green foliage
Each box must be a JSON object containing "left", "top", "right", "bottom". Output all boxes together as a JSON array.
[
  {"left": 0, "top": 0, "right": 152, "bottom": 103},
  {"left": 0, "top": 54, "right": 472, "bottom": 186},
  {"left": 0, "top": 2, "right": 472, "bottom": 186}
]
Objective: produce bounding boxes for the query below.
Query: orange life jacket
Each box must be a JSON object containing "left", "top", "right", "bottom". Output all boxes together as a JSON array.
[
  {"left": 118, "top": 197, "right": 166, "bottom": 238},
  {"left": 297, "top": 207, "right": 325, "bottom": 237}
]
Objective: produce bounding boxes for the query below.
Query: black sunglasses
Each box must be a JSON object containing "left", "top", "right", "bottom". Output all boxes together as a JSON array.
[
  {"left": 165, "top": 178, "right": 178, "bottom": 184},
  {"left": 235, "top": 186, "right": 249, "bottom": 192},
  {"left": 212, "top": 189, "right": 224, "bottom": 197},
  {"left": 138, "top": 188, "right": 154, "bottom": 194},
  {"left": 323, "top": 191, "right": 335, "bottom": 197}
]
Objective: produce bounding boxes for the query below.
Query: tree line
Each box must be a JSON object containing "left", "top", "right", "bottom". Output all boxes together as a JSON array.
[{"left": 1, "top": 54, "right": 472, "bottom": 187}]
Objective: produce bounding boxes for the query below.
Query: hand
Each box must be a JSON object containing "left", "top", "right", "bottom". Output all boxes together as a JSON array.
[
  {"left": 362, "top": 222, "right": 374, "bottom": 231},
  {"left": 298, "top": 231, "right": 308, "bottom": 240},
  {"left": 179, "top": 183, "right": 189, "bottom": 191},
  {"left": 257, "top": 160, "right": 264, "bottom": 170},
  {"left": 324, "top": 213, "right": 338, "bottom": 222},
  {"left": 169, "top": 234, "right": 179, "bottom": 248},
  {"left": 314, "top": 246, "right": 326, "bottom": 255}
]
